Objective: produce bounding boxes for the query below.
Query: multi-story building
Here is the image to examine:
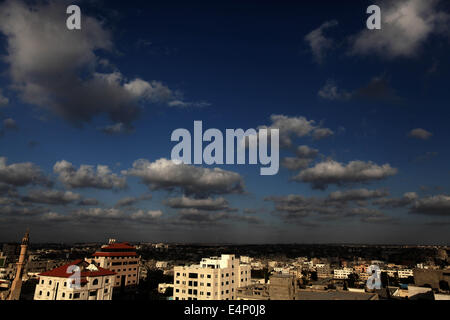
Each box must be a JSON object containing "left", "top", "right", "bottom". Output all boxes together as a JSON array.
[
  {"left": 173, "top": 254, "right": 251, "bottom": 300},
  {"left": 316, "top": 264, "right": 332, "bottom": 279},
  {"left": 34, "top": 259, "right": 115, "bottom": 300},
  {"left": 398, "top": 269, "right": 414, "bottom": 278},
  {"left": 334, "top": 267, "right": 354, "bottom": 279},
  {"left": 91, "top": 241, "right": 140, "bottom": 289}
]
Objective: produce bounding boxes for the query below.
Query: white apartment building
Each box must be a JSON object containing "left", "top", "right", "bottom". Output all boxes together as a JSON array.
[
  {"left": 334, "top": 267, "right": 354, "bottom": 279},
  {"left": 173, "top": 254, "right": 251, "bottom": 300},
  {"left": 156, "top": 261, "right": 169, "bottom": 269},
  {"left": 398, "top": 269, "right": 414, "bottom": 278},
  {"left": 34, "top": 259, "right": 115, "bottom": 300}
]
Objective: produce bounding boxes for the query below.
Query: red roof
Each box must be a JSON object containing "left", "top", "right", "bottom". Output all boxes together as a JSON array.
[
  {"left": 38, "top": 259, "right": 116, "bottom": 278},
  {"left": 93, "top": 251, "right": 137, "bottom": 257},
  {"left": 101, "top": 242, "right": 135, "bottom": 250}
]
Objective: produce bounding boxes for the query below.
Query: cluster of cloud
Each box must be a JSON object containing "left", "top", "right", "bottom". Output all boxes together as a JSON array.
[
  {"left": 53, "top": 160, "right": 127, "bottom": 190},
  {"left": 0, "top": 157, "right": 51, "bottom": 187},
  {"left": 254, "top": 114, "right": 334, "bottom": 148},
  {"left": 0, "top": 0, "right": 206, "bottom": 131},
  {"left": 293, "top": 159, "right": 398, "bottom": 190},
  {"left": 124, "top": 158, "right": 245, "bottom": 197},
  {"left": 350, "top": 0, "right": 450, "bottom": 59},
  {"left": 21, "top": 189, "right": 81, "bottom": 205},
  {"left": 114, "top": 194, "right": 152, "bottom": 208},
  {"left": 282, "top": 145, "right": 319, "bottom": 171},
  {"left": 265, "top": 188, "right": 394, "bottom": 225},
  {"left": 306, "top": 0, "right": 450, "bottom": 62},
  {"left": 164, "top": 196, "right": 230, "bottom": 211}
]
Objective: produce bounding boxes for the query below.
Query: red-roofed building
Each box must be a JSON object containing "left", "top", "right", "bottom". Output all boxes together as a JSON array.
[
  {"left": 91, "top": 240, "right": 140, "bottom": 290},
  {"left": 33, "top": 259, "right": 115, "bottom": 300}
]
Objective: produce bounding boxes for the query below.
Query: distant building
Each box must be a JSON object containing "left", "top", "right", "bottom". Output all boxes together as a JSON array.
[
  {"left": 156, "top": 261, "right": 169, "bottom": 269},
  {"left": 334, "top": 267, "right": 353, "bottom": 279},
  {"left": 173, "top": 254, "right": 251, "bottom": 300},
  {"left": 236, "top": 283, "right": 270, "bottom": 300},
  {"left": 91, "top": 242, "right": 140, "bottom": 289},
  {"left": 34, "top": 259, "right": 115, "bottom": 300},
  {"left": 414, "top": 269, "right": 450, "bottom": 290},
  {"left": 268, "top": 274, "right": 297, "bottom": 300},
  {"left": 398, "top": 269, "right": 414, "bottom": 279},
  {"left": 316, "top": 264, "right": 332, "bottom": 279}
]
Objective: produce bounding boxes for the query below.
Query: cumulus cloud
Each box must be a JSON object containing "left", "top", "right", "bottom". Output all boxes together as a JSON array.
[
  {"left": 410, "top": 194, "right": 450, "bottom": 216},
  {"left": 408, "top": 128, "right": 433, "bottom": 140},
  {"left": 266, "top": 192, "right": 393, "bottom": 224},
  {"left": 0, "top": 1, "right": 203, "bottom": 127},
  {"left": 373, "top": 192, "right": 418, "bottom": 208},
  {"left": 293, "top": 160, "right": 398, "bottom": 190},
  {"left": 349, "top": 0, "right": 450, "bottom": 58},
  {"left": 22, "top": 189, "right": 81, "bottom": 205},
  {"left": 124, "top": 158, "right": 245, "bottom": 197},
  {"left": 72, "top": 207, "right": 124, "bottom": 220},
  {"left": 258, "top": 114, "right": 334, "bottom": 147},
  {"left": 130, "top": 209, "right": 163, "bottom": 220},
  {"left": 328, "top": 188, "right": 389, "bottom": 202},
  {"left": 114, "top": 194, "right": 152, "bottom": 208},
  {"left": 282, "top": 145, "right": 319, "bottom": 171},
  {"left": 53, "top": 160, "right": 127, "bottom": 190},
  {"left": 305, "top": 20, "right": 339, "bottom": 63},
  {"left": 0, "top": 157, "right": 51, "bottom": 187},
  {"left": 164, "top": 196, "right": 229, "bottom": 211}
]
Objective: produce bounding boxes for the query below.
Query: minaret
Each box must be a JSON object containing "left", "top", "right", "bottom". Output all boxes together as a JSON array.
[{"left": 7, "top": 230, "right": 30, "bottom": 300}]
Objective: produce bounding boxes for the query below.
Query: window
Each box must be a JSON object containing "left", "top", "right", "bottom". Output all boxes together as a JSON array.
[
  {"left": 62, "top": 293, "right": 65, "bottom": 298},
  {"left": 105, "top": 279, "right": 109, "bottom": 284},
  {"left": 41, "top": 280, "right": 44, "bottom": 284},
  {"left": 92, "top": 279, "right": 99, "bottom": 285},
  {"left": 46, "top": 292, "right": 50, "bottom": 297},
  {"left": 73, "top": 293, "right": 80, "bottom": 299},
  {"left": 39, "top": 291, "right": 42, "bottom": 295},
  {"left": 104, "top": 289, "right": 108, "bottom": 293},
  {"left": 89, "top": 291, "right": 97, "bottom": 297},
  {"left": 189, "top": 273, "right": 198, "bottom": 279},
  {"left": 207, "top": 275, "right": 211, "bottom": 279}
]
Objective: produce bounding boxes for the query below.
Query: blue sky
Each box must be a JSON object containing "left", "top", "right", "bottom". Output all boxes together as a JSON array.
[{"left": 0, "top": 0, "right": 449, "bottom": 244}]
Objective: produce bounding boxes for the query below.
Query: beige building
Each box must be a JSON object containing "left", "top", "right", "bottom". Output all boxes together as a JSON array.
[
  {"left": 173, "top": 254, "right": 251, "bottom": 300},
  {"left": 91, "top": 241, "right": 140, "bottom": 289},
  {"left": 34, "top": 259, "right": 115, "bottom": 300}
]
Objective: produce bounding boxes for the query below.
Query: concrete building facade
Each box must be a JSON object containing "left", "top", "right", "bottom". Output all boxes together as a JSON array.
[
  {"left": 34, "top": 259, "right": 115, "bottom": 300},
  {"left": 173, "top": 254, "right": 251, "bottom": 300}
]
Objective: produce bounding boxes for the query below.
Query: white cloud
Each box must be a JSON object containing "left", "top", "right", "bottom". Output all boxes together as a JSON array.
[
  {"left": 305, "top": 20, "right": 339, "bottom": 63},
  {"left": 408, "top": 128, "right": 432, "bottom": 140},
  {"left": 350, "top": 0, "right": 450, "bottom": 58},
  {"left": 124, "top": 158, "right": 245, "bottom": 197},
  {"left": 54, "top": 160, "right": 126, "bottom": 190},
  {"left": 294, "top": 160, "right": 398, "bottom": 189}
]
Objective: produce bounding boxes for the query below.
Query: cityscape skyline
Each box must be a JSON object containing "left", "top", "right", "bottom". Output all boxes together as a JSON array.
[{"left": 1, "top": 0, "right": 450, "bottom": 244}]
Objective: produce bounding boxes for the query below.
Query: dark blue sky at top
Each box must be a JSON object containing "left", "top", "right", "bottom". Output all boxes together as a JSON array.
[{"left": 0, "top": 0, "right": 449, "bottom": 244}]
